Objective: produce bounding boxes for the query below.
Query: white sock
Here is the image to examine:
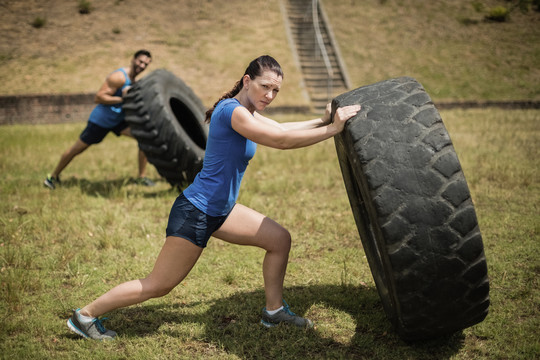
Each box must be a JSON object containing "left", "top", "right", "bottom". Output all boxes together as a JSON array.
[
  {"left": 77, "top": 310, "right": 95, "bottom": 323},
  {"left": 265, "top": 306, "right": 283, "bottom": 315}
]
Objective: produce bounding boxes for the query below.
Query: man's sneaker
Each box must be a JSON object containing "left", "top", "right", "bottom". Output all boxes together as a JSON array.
[
  {"left": 260, "top": 300, "right": 314, "bottom": 328},
  {"left": 43, "top": 174, "right": 60, "bottom": 190},
  {"left": 67, "top": 308, "right": 116, "bottom": 340},
  {"left": 136, "top": 177, "right": 155, "bottom": 187}
]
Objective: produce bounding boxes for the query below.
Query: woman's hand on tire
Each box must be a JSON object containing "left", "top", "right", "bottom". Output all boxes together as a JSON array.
[{"left": 332, "top": 104, "right": 361, "bottom": 132}]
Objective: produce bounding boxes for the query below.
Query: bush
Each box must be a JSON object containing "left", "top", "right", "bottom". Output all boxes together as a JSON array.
[
  {"left": 457, "top": 16, "right": 480, "bottom": 25},
  {"left": 472, "top": 1, "right": 485, "bottom": 12},
  {"left": 485, "top": 6, "right": 510, "bottom": 21},
  {"left": 31, "top": 16, "right": 47, "bottom": 28},
  {"left": 78, "top": 0, "right": 92, "bottom": 14}
]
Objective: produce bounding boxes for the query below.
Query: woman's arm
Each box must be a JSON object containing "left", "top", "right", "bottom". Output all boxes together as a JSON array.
[
  {"left": 232, "top": 104, "right": 360, "bottom": 150},
  {"left": 253, "top": 103, "right": 332, "bottom": 131}
]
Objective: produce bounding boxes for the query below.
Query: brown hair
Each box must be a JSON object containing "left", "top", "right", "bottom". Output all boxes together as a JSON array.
[
  {"left": 205, "top": 55, "right": 283, "bottom": 123},
  {"left": 134, "top": 49, "right": 152, "bottom": 59}
]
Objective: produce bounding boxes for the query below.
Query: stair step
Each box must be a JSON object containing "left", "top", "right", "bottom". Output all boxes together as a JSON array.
[
  {"left": 285, "top": 0, "right": 348, "bottom": 110},
  {"left": 304, "top": 78, "right": 344, "bottom": 85}
]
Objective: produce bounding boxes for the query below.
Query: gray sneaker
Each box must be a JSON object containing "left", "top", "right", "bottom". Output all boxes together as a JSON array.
[
  {"left": 67, "top": 308, "right": 116, "bottom": 340},
  {"left": 43, "top": 174, "right": 60, "bottom": 190},
  {"left": 260, "top": 300, "right": 314, "bottom": 328},
  {"left": 135, "top": 177, "right": 155, "bottom": 187}
]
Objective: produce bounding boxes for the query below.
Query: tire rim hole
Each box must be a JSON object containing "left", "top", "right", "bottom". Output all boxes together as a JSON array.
[{"left": 170, "top": 97, "right": 207, "bottom": 150}]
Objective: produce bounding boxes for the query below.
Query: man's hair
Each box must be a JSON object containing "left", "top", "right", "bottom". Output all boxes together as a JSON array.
[{"left": 134, "top": 49, "right": 152, "bottom": 59}]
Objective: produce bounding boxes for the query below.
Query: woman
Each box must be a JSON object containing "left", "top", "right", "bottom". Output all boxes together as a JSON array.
[{"left": 67, "top": 55, "right": 361, "bottom": 340}]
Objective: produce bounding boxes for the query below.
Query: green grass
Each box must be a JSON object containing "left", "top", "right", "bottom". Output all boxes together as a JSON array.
[{"left": 0, "top": 109, "right": 538, "bottom": 359}]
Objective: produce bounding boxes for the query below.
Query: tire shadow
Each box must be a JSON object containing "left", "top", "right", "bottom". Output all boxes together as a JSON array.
[{"left": 112, "top": 284, "right": 464, "bottom": 359}]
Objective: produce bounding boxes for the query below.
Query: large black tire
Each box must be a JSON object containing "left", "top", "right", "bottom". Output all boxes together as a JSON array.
[
  {"left": 123, "top": 69, "right": 208, "bottom": 186},
  {"left": 333, "top": 77, "right": 490, "bottom": 341}
]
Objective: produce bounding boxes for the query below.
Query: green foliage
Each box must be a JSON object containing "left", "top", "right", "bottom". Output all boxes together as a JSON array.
[
  {"left": 477, "top": 0, "right": 540, "bottom": 22},
  {"left": 472, "top": 1, "right": 485, "bottom": 12},
  {"left": 457, "top": 16, "right": 480, "bottom": 25},
  {"left": 0, "top": 109, "right": 539, "bottom": 359},
  {"left": 31, "top": 16, "right": 47, "bottom": 28},
  {"left": 486, "top": 5, "right": 511, "bottom": 21},
  {"left": 514, "top": 0, "right": 540, "bottom": 12},
  {"left": 78, "top": 0, "right": 92, "bottom": 14}
]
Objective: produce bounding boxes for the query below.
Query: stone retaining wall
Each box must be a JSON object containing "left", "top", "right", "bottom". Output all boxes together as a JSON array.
[
  {"left": 0, "top": 93, "right": 538, "bottom": 126},
  {"left": 0, "top": 93, "right": 96, "bottom": 125}
]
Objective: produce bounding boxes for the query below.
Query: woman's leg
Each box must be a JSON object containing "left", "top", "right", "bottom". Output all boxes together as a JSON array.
[
  {"left": 80, "top": 236, "right": 203, "bottom": 318},
  {"left": 212, "top": 204, "right": 291, "bottom": 311}
]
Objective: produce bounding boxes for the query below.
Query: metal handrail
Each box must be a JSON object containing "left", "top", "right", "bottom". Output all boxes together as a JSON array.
[{"left": 312, "top": 0, "right": 333, "bottom": 102}]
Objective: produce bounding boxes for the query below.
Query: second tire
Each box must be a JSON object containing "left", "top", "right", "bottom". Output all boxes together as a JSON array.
[{"left": 123, "top": 69, "right": 208, "bottom": 186}]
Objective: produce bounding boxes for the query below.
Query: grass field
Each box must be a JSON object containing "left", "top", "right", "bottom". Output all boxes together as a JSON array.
[
  {"left": 0, "top": 109, "right": 538, "bottom": 359},
  {"left": 1, "top": 0, "right": 539, "bottom": 358}
]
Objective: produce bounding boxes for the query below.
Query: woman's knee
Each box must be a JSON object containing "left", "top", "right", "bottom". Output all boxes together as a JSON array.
[{"left": 270, "top": 226, "right": 291, "bottom": 253}]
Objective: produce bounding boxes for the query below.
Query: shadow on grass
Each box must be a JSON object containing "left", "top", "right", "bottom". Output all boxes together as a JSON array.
[
  {"left": 60, "top": 176, "right": 178, "bottom": 198},
  {"left": 110, "top": 284, "right": 464, "bottom": 359}
]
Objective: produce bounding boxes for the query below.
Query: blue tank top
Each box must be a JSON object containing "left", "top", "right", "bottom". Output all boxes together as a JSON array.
[
  {"left": 183, "top": 98, "right": 257, "bottom": 216},
  {"left": 88, "top": 68, "right": 131, "bottom": 129}
]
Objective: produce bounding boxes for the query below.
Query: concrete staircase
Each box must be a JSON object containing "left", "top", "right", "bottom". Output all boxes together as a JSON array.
[{"left": 281, "top": 0, "right": 350, "bottom": 112}]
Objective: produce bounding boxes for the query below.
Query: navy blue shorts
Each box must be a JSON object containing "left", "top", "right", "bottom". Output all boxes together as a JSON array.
[
  {"left": 166, "top": 193, "right": 232, "bottom": 248},
  {"left": 79, "top": 121, "right": 129, "bottom": 145}
]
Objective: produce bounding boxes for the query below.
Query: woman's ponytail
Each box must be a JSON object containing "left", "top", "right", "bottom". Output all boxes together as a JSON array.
[{"left": 205, "top": 79, "right": 243, "bottom": 123}]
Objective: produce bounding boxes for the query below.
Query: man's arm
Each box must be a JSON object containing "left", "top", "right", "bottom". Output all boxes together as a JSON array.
[{"left": 94, "top": 70, "right": 126, "bottom": 105}]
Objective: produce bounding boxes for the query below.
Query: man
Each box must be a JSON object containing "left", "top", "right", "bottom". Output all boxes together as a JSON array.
[{"left": 44, "top": 49, "right": 154, "bottom": 189}]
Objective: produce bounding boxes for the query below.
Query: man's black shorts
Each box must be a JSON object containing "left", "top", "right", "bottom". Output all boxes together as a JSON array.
[{"left": 79, "top": 121, "right": 129, "bottom": 145}]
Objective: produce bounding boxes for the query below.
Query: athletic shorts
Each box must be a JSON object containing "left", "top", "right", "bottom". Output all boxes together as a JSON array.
[
  {"left": 79, "top": 121, "right": 129, "bottom": 145},
  {"left": 166, "top": 193, "right": 232, "bottom": 248}
]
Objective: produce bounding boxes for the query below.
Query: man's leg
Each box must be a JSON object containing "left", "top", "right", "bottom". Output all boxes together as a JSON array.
[
  {"left": 44, "top": 138, "right": 90, "bottom": 189},
  {"left": 121, "top": 126, "right": 154, "bottom": 185},
  {"left": 138, "top": 149, "right": 149, "bottom": 179},
  {"left": 52, "top": 139, "right": 90, "bottom": 178}
]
